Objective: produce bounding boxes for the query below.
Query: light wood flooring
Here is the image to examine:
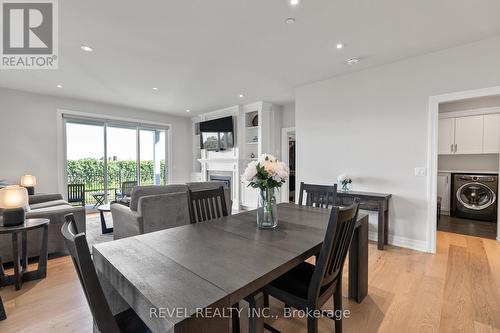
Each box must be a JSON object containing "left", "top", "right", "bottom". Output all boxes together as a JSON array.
[{"left": 1, "top": 231, "right": 500, "bottom": 333}]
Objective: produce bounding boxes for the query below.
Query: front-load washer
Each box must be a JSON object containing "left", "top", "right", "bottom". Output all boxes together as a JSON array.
[{"left": 452, "top": 173, "right": 498, "bottom": 222}]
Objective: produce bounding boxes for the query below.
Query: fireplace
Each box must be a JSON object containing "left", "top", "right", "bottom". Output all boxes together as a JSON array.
[{"left": 209, "top": 175, "right": 231, "bottom": 189}]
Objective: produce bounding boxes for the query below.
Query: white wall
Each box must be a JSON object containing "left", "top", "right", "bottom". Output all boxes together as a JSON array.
[
  {"left": 282, "top": 102, "right": 295, "bottom": 128},
  {"left": 0, "top": 87, "right": 192, "bottom": 193},
  {"left": 295, "top": 36, "right": 500, "bottom": 251},
  {"left": 438, "top": 154, "right": 499, "bottom": 173}
]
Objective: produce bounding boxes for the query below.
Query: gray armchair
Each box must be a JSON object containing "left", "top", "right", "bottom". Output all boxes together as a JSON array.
[{"left": 111, "top": 184, "right": 190, "bottom": 240}]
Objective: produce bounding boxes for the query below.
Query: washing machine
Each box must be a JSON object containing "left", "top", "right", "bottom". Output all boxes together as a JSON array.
[{"left": 452, "top": 173, "right": 498, "bottom": 222}]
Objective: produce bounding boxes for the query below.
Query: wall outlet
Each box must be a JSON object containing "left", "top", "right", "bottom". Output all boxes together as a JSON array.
[{"left": 414, "top": 167, "right": 427, "bottom": 177}]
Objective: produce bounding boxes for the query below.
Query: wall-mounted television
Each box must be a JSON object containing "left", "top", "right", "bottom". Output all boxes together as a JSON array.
[{"left": 199, "top": 116, "right": 234, "bottom": 151}]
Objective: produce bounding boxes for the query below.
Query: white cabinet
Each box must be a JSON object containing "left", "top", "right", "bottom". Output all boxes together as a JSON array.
[
  {"left": 437, "top": 173, "right": 451, "bottom": 214},
  {"left": 438, "top": 113, "right": 500, "bottom": 155},
  {"left": 454, "top": 115, "right": 484, "bottom": 154},
  {"left": 483, "top": 114, "right": 500, "bottom": 153},
  {"left": 438, "top": 118, "right": 455, "bottom": 154}
]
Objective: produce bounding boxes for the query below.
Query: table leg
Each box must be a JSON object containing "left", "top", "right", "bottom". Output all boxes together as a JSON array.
[
  {"left": 37, "top": 225, "right": 49, "bottom": 279},
  {"left": 377, "top": 200, "right": 385, "bottom": 250},
  {"left": 0, "top": 295, "right": 6, "bottom": 321},
  {"left": 245, "top": 292, "right": 265, "bottom": 333},
  {"left": 348, "top": 215, "right": 368, "bottom": 303},
  {"left": 22, "top": 232, "right": 28, "bottom": 273},
  {"left": 384, "top": 201, "right": 389, "bottom": 245},
  {"left": 11, "top": 233, "right": 21, "bottom": 290},
  {"left": 100, "top": 211, "right": 113, "bottom": 234}
]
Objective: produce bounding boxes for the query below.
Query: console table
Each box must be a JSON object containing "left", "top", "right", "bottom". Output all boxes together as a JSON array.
[
  {"left": 337, "top": 191, "right": 392, "bottom": 250},
  {"left": 0, "top": 218, "right": 50, "bottom": 290}
]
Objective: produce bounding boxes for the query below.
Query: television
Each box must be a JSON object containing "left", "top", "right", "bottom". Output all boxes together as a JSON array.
[{"left": 199, "top": 116, "right": 234, "bottom": 151}]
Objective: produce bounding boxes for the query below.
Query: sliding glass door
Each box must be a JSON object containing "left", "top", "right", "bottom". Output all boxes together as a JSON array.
[{"left": 64, "top": 117, "right": 168, "bottom": 207}]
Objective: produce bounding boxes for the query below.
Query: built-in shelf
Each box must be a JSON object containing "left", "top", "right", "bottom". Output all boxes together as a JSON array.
[
  {"left": 246, "top": 142, "right": 258, "bottom": 145},
  {"left": 246, "top": 126, "right": 258, "bottom": 129}
]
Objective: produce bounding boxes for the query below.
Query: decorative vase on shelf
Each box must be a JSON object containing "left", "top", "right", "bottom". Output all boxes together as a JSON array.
[
  {"left": 337, "top": 174, "right": 352, "bottom": 192},
  {"left": 257, "top": 188, "right": 278, "bottom": 229},
  {"left": 243, "top": 154, "right": 289, "bottom": 229}
]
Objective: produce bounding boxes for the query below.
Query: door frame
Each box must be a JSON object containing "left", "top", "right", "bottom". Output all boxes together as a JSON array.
[
  {"left": 426, "top": 86, "right": 500, "bottom": 253},
  {"left": 281, "top": 127, "right": 295, "bottom": 203},
  {"left": 56, "top": 109, "right": 173, "bottom": 201}
]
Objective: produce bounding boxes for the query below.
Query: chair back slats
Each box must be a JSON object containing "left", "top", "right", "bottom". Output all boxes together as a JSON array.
[
  {"left": 68, "top": 184, "right": 85, "bottom": 206},
  {"left": 188, "top": 187, "right": 228, "bottom": 223},
  {"left": 299, "top": 182, "right": 337, "bottom": 208},
  {"left": 308, "top": 199, "right": 360, "bottom": 302},
  {"left": 61, "top": 214, "right": 121, "bottom": 333},
  {"left": 121, "top": 181, "right": 137, "bottom": 197}
]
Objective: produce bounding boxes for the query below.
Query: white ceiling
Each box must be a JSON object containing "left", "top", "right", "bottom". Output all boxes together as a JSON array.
[{"left": 1, "top": 0, "right": 500, "bottom": 116}]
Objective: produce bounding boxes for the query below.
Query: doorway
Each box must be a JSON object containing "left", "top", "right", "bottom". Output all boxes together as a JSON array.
[
  {"left": 427, "top": 86, "right": 500, "bottom": 252},
  {"left": 281, "top": 127, "right": 296, "bottom": 203},
  {"left": 63, "top": 116, "right": 168, "bottom": 207}
]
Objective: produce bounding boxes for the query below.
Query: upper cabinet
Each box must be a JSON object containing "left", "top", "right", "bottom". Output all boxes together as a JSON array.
[
  {"left": 438, "top": 118, "right": 455, "bottom": 154},
  {"left": 438, "top": 112, "right": 500, "bottom": 155},
  {"left": 454, "top": 115, "right": 484, "bottom": 154},
  {"left": 483, "top": 113, "right": 500, "bottom": 153}
]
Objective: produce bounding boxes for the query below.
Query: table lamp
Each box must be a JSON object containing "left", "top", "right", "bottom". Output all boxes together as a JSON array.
[
  {"left": 0, "top": 186, "right": 28, "bottom": 226},
  {"left": 20, "top": 175, "right": 37, "bottom": 195}
]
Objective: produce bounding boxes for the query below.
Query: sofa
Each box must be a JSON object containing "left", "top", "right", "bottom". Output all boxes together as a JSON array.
[
  {"left": 111, "top": 182, "right": 232, "bottom": 240},
  {"left": 0, "top": 194, "right": 86, "bottom": 263}
]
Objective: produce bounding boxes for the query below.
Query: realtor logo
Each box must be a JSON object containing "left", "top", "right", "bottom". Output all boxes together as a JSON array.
[{"left": 0, "top": 0, "right": 58, "bottom": 69}]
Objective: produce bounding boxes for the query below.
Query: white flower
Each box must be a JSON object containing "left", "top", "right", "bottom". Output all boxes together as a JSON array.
[
  {"left": 276, "top": 162, "right": 289, "bottom": 181},
  {"left": 261, "top": 160, "right": 277, "bottom": 176},
  {"left": 258, "top": 154, "right": 277, "bottom": 163},
  {"left": 337, "top": 174, "right": 348, "bottom": 182},
  {"left": 244, "top": 161, "right": 258, "bottom": 181}
]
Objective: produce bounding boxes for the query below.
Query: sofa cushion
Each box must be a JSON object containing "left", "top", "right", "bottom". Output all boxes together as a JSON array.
[
  {"left": 130, "top": 184, "right": 188, "bottom": 211},
  {"left": 30, "top": 199, "right": 69, "bottom": 210}
]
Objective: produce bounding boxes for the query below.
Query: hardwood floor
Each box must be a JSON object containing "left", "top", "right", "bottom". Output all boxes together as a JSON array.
[{"left": 1, "top": 231, "right": 500, "bottom": 333}]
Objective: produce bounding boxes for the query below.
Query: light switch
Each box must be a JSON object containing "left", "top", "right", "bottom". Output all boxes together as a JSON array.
[{"left": 414, "top": 167, "right": 427, "bottom": 177}]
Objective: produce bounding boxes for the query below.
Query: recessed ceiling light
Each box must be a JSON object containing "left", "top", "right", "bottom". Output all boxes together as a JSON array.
[
  {"left": 186, "top": 109, "right": 191, "bottom": 113},
  {"left": 347, "top": 57, "right": 360, "bottom": 65},
  {"left": 285, "top": 17, "right": 296, "bottom": 24},
  {"left": 56, "top": 84, "right": 63, "bottom": 88},
  {"left": 290, "top": 0, "right": 299, "bottom": 6},
  {"left": 336, "top": 43, "right": 344, "bottom": 50},
  {"left": 152, "top": 87, "right": 158, "bottom": 91},
  {"left": 239, "top": 94, "right": 244, "bottom": 98},
  {"left": 80, "top": 45, "right": 94, "bottom": 52}
]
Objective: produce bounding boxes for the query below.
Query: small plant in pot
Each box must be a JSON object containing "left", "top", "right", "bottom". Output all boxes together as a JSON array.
[
  {"left": 337, "top": 174, "right": 352, "bottom": 192},
  {"left": 244, "top": 154, "right": 289, "bottom": 229}
]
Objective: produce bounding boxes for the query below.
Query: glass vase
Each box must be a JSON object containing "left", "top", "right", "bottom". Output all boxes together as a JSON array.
[{"left": 257, "top": 188, "right": 278, "bottom": 229}]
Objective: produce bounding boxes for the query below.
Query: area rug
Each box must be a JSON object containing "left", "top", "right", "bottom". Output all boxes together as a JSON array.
[{"left": 85, "top": 212, "right": 114, "bottom": 252}]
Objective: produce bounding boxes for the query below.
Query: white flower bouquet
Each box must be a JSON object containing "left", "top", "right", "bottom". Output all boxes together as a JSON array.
[
  {"left": 337, "top": 174, "right": 352, "bottom": 192},
  {"left": 244, "top": 154, "right": 289, "bottom": 228}
]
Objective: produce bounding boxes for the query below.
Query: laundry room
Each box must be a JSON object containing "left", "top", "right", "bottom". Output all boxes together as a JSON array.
[{"left": 437, "top": 95, "right": 500, "bottom": 239}]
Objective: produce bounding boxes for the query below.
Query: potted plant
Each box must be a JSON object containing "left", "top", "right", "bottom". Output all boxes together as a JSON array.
[
  {"left": 337, "top": 174, "right": 352, "bottom": 192},
  {"left": 244, "top": 154, "right": 289, "bottom": 228}
]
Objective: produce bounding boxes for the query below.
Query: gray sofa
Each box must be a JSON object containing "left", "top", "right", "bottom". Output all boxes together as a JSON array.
[
  {"left": 0, "top": 194, "right": 86, "bottom": 262},
  {"left": 112, "top": 182, "right": 231, "bottom": 240}
]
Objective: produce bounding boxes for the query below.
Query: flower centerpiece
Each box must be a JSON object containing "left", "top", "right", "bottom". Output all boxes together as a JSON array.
[
  {"left": 244, "top": 154, "right": 289, "bottom": 229},
  {"left": 337, "top": 174, "right": 352, "bottom": 192}
]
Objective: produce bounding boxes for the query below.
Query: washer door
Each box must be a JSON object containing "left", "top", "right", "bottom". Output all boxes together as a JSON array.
[{"left": 456, "top": 182, "right": 496, "bottom": 210}]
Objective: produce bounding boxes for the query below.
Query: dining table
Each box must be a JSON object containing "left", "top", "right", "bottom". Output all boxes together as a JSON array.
[{"left": 93, "top": 203, "right": 369, "bottom": 333}]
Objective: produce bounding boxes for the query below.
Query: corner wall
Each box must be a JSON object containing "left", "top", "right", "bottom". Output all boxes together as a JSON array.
[
  {"left": 295, "top": 36, "right": 500, "bottom": 251},
  {"left": 0, "top": 87, "right": 192, "bottom": 193}
]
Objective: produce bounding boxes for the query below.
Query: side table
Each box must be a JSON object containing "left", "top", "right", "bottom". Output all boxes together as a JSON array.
[{"left": 0, "top": 218, "right": 50, "bottom": 290}]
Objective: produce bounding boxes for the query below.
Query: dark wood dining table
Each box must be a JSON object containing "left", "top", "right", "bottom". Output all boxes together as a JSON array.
[{"left": 93, "top": 203, "right": 369, "bottom": 333}]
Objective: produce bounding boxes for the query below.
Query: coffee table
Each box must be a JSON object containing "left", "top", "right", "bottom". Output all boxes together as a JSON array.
[
  {"left": 0, "top": 218, "right": 49, "bottom": 290},
  {"left": 97, "top": 204, "right": 113, "bottom": 234}
]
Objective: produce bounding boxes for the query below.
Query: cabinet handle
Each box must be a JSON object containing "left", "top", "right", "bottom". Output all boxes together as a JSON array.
[{"left": 454, "top": 144, "right": 457, "bottom": 152}]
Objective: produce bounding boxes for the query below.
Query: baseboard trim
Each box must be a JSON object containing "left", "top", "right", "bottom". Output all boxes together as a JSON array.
[{"left": 368, "top": 231, "right": 428, "bottom": 252}]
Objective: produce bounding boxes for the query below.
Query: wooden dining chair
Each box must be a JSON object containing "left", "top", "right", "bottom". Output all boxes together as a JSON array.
[
  {"left": 298, "top": 182, "right": 338, "bottom": 208},
  {"left": 261, "top": 199, "right": 360, "bottom": 333},
  {"left": 187, "top": 186, "right": 228, "bottom": 223},
  {"left": 61, "top": 214, "right": 151, "bottom": 333}
]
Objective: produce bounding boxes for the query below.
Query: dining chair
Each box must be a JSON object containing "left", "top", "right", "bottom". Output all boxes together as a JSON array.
[
  {"left": 116, "top": 181, "right": 138, "bottom": 202},
  {"left": 0, "top": 295, "right": 6, "bottom": 321},
  {"left": 187, "top": 186, "right": 228, "bottom": 223},
  {"left": 67, "top": 184, "right": 86, "bottom": 207},
  {"left": 261, "top": 199, "right": 360, "bottom": 333},
  {"left": 298, "top": 182, "right": 338, "bottom": 208},
  {"left": 61, "top": 214, "right": 151, "bottom": 333}
]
